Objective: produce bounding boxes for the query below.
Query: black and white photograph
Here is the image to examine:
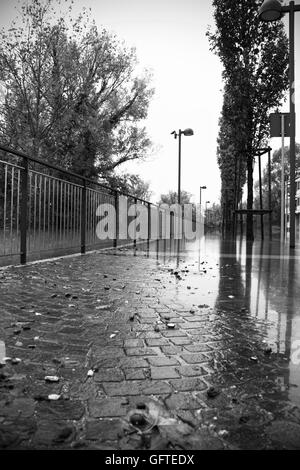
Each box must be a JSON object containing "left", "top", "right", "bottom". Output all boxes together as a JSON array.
[{"left": 0, "top": 0, "right": 300, "bottom": 457}]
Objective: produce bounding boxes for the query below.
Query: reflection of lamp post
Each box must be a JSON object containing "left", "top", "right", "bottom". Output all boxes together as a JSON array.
[
  {"left": 259, "top": 0, "right": 300, "bottom": 248},
  {"left": 200, "top": 185, "right": 207, "bottom": 214},
  {"left": 171, "top": 129, "right": 194, "bottom": 205}
]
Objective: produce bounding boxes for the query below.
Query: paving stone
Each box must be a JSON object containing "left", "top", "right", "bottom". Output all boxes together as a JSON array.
[
  {"left": 161, "top": 346, "right": 180, "bottom": 355},
  {"left": 85, "top": 419, "right": 122, "bottom": 441},
  {"left": 36, "top": 399, "right": 85, "bottom": 420},
  {"left": 119, "top": 357, "right": 149, "bottom": 368},
  {"left": 175, "top": 365, "right": 206, "bottom": 377},
  {"left": 179, "top": 322, "right": 207, "bottom": 329},
  {"left": 148, "top": 357, "right": 179, "bottom": 367},
  {"left": 94, "top": 368, "right": 124, "bottom": 382},
  {"left": 170, "top": 337, "right": 192, "bottom": 346},
  {"left": 93, "top": 357, "right": 121, "bottom": 368},
  {"left": 102, "top": 380, "right": 172, "bottom": 396},
  {"left": 88, "top": 399, "right": 127, "bottom": 418},
  {"left": 135, "top": 331, "right": 160, "bottom": 338},
  {"left": 265, "top": 420, "right": 300, "bottom": 449},
  {"left": 0, "top": 398, "right": 36, "bottom": 419},
  {"left": 125, "top": 347, "right": 158, "bottom": 356},
  {"left": 0, "top": 419, "right": 36, "bottom": 448},
  {"left": 165, "top": 393, "right": 203, "bottom": 410},
  {"left": 169, "top": 378, "right": 207, "bottom": 392},
  {"left": 162, "top": 330, "right": 188, "bottom": 337},
  {"left": 33, "top": 420, "right": 75, "bottom": 447},
  {"left": 124, "top": 339, "right": 144, "bottom": 348},
  {"left": 150, "top": 367, "right": 180, "bottom": 379},
  {"left": 187, "top": 316, "right": 209, "bottom": 322},
  {"left": 181, "top": 353, "right": 209, "bottom": 364},
  {"left": 123, "top": 368, "right": 146, "bottom": 380},
  {"left": 59, "top": 326, "right": 84, "bottom": 335},
  {"left": 0, "top": 425, "right": 22, "bottom": 448},
  {"left": 36, "top": 341, "right": 64, "bottom": 352},
  {"left": 184, "top": 344, "right": 213, "bottom": 352},
  {"left": 145, "top": 338, "right": 169, "bottom": 347}
]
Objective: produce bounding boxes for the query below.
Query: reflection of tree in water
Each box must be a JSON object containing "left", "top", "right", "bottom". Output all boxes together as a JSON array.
[
  {"left": 211, "top": 238, "right": 295, "bottom": 425},
  {"left": 250, "top": 242, "right": 298, "bottom": 359},
  {"left": 213, "top": 239, "right": 281, "bottom": 385},
  {"left": 215, "top": 237, "right": 249, "bottom": 312}
]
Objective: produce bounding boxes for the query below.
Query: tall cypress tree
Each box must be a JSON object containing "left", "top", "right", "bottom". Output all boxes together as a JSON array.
[{"left": 208, "top": 0, "right": 289, "bottom": 239}]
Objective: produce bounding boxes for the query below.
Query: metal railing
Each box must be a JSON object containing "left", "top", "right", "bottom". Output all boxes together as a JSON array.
[{"left": 0, "top": 144, "right": 191, "bottom": 266}]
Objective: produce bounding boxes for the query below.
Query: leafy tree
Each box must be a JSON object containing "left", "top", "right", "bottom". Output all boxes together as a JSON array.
[
  {"left": 208, "top": 0, "right": 289, "bottom": 239},
  {"left": 158, "top": 190, "right": 192, "bottom": 205},
  {"left": 0, "top": 0, "right": 154, "bottom": 179},
  {"left": 104, "top": 173, "right": 152, "bottom": 201},
  {"left": 217, "top": 83, "right": 248, "bottom": 233},
  {"left": 254, "top": 144, "right": 300, "bottom": 224},
  {"left": 205, "top": 202, "right": 222, "bottom": 228}
]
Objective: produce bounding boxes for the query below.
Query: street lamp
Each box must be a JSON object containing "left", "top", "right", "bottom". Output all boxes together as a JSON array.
[
  {"left": 171, "top": 129, "right": 194, "bottom": 204},
  {"left": 259, "top": 0, "right": 300, "bottom": 248}
]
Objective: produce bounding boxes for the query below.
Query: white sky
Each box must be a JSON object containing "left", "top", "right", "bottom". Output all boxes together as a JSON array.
[{"left": 0, "top": 0, "right": 299, "bottom": 205}]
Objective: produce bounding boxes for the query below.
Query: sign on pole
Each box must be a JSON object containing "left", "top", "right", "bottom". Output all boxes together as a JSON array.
[{"left": 270, "top": 113, "right": 290, "bottom": 137}]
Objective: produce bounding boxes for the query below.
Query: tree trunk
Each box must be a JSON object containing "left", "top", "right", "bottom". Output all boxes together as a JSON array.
[{"left": 246, "top": 154, "right": 254, "bottom": 241}]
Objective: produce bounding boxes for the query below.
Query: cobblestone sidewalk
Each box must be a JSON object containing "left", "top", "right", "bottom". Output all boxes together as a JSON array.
[{"left": 1, "top": 247, "right": 300, "bottom": 450}]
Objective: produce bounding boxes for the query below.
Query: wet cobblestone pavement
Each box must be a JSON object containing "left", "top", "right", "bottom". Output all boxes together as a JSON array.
[{"left": 1, "top": 236, "right": 300, "bottom": 450}]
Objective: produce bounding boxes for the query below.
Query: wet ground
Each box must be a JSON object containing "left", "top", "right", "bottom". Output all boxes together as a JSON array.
[{"left": 0, "top": 233, "right": 300, "bottom": 450}]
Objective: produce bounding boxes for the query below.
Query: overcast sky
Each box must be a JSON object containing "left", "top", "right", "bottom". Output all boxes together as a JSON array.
[{"left": 0, "top": 0, "right": 299, "bottom": 205}]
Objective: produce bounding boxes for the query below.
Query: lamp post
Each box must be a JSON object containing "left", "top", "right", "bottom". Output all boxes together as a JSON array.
[
  {"left": 259, "top": 0, "right": 300, "bottom": 248},
  {"left": 171, "top": 128, "right": 194, "bottom": 205}
]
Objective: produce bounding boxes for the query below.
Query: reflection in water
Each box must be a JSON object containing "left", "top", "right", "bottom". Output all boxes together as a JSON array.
[
  {"left": 216, "top": 237, "right": 246, "bottom": 311},
  {"left": 116, "top": 232, "right": 300, "bottom": 407},
  {"left": 0, "top": 340, "right": 6, "bottom": 364}
]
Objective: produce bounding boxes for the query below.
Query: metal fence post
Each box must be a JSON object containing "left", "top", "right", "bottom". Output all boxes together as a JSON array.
[
  {"left": 20, "top": 157, "right": 28, "bottom": 264},
  {"left": 81, "top": 179, "right": 86, "bottom": 254},
  {"left": 147, "top": 202, "right": 151, "bottom": 250},
  {"left": 113, "top": 191, "right": 119, "bottom": 248},
  {"left": 268, "top": 148, "right": 272, "bottom": 240},
  {"left": 133, "top": 197, "right": 137, "bottom": 249}
]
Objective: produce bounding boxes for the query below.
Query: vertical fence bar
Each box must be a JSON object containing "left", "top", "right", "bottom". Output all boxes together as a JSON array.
[
  {"left": 38, "top": 174, "right": 42, "bottom": 248},
  {"left": 268, "top": 148, "right": 272, "bottom": 240},
  {"left": 43, "top": 177, "right": 47, "bottom": 248},
  {"left": 16, "top": 170, "right": 20, "bottom": 245},
  {"left": 133, "top": 197, "right": 137, "bottom": 249},
  {"left": 47, "top": 176, "right": 51, "bottom": 247},
  {"left": 3, "top": 166, "right": 7, "bottom": 255},
  {"left": 113, "top": 191, "right": 118, "bottom": 248},
  {"left": 20, "top": 157, "right": 28, "bottom": 264},
  {"left": 51, "top": 178, "right": 55, "bottom": 247},
  {"left": 258, "top": 153, "right": 264, "bottom": 241},
  {"left": 147, "top": 202, "right": 151, "bottom": 251},
  {"left": 33, "top": 173, "right": 37, "bottom": 251},
  {"left": 10, "top": 167, "right": 14, "bottom": 253},
  {"left": 81, "top": 180, "right": 86, "bottom": 254},
  {"left": 28, "top": 172, "right": 32, "bottom": 252}
]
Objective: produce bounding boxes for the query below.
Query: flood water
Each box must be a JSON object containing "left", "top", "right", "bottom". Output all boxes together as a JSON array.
[{"left": 120, "top": 232, "right": 300, "bottom": 408}]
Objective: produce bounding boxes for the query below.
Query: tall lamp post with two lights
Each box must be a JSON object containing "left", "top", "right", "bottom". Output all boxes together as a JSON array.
[{"left": 259, "top": 0, "right": 300, "bottom": 248}]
